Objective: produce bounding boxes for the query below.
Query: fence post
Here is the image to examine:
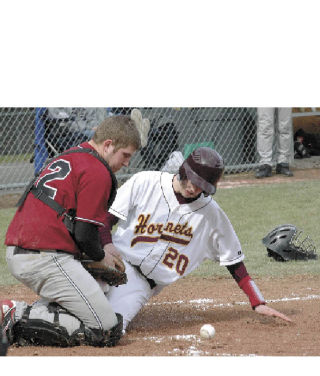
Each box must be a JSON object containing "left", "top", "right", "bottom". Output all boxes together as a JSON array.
[{"left": 34, "top": 108, "right": 48, "bottom": 174}]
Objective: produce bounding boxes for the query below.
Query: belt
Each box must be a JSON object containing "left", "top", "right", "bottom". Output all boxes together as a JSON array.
[
  {"left": 131, "top": 264, "right": 157, "bottom": 290},
  {"left": 13, "top": 246, "right": 75, "bottom": 257}
]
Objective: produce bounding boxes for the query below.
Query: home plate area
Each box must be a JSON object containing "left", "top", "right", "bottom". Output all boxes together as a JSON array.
[{"left": 2, "top": 274, "right": 320, "bottom": 356}]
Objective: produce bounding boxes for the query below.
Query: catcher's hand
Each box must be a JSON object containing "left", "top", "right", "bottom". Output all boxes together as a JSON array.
[{"left": 81, "top": 248, "right": 127, "bottom": 287}]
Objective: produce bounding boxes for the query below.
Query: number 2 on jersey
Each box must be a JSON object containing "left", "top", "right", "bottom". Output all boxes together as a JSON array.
[
  {"left": 162, "top": 247, "right": 189, "bottom": 276},
  {"left": 36, "top": 159, "right": 71, "bottom": 199}
]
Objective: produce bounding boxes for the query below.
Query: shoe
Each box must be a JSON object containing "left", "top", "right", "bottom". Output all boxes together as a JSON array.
[
  {"left": 276, "top": 163, "right": 293, "bottom": 177},
  {"left": 107, "top": 313, "right": 123, "bottom": 347},
  {"left": 0, "top": 300, "right": 16, "bottom": 345},
  {"left": 0, "top": 325, "right": 8, "bottom": 356},
  {"left": 255, "top": 164, "right": 272, "bottom": 179}
]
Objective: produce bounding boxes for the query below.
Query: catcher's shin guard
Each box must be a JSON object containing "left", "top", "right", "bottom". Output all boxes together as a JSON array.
[
  {"left": 13, "top": 304, "right": 71, "bottom": 347},
  {"left": 14, "top": 303, "right": 123, "bottom": 347}
]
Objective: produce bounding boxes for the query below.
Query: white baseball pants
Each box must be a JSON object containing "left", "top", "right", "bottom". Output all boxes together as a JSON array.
[
  {"left": 107, "top": 260, "right": 164, "bottom": 330},
  {"left": 256, "top": 107, "right": 293, "bottom": 165}
]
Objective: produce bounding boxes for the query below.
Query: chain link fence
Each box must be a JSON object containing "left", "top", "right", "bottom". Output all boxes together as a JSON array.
[{"left": 0, "top": 107, "right": 258, "bottom": 193}]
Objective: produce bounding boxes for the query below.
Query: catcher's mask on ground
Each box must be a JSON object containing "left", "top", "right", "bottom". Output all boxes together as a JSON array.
[
  {"left": 178, "top": 147, "right": 224, "bottom": 195},
  {"left": 262, "top": 224, "right": 318, "bottom": 261}
]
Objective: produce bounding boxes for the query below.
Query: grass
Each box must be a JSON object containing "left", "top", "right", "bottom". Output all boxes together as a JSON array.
[
  {"left": 0, "top": 153, "right": 33, "bottom": 164},
  {"left": 1, "top": 179, "right": 320, "bottom": 286},
  {"left": 193, "top": 180, "right": 320, "bottom": 278},
  {"left": 0, "top": 208, "right": 19, "bottom": 285}
]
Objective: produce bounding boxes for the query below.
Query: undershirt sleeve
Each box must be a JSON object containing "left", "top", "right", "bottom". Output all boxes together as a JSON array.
[
  {"left": 74, "top": 221, "right": 105, "bottom": 261},
  {"left": 99, "top": 212, "right": 119, "bottom": 246},
  {"left": 226, "top": 261, "right": 248, "bottom": 282},
  {"left": 226, "top": 261, "right": 266, "bottom": 308}
]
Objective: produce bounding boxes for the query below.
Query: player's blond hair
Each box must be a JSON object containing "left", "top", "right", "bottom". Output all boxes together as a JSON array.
[{"left": 92, "top": 115, "right": 141, "bottom": 151}]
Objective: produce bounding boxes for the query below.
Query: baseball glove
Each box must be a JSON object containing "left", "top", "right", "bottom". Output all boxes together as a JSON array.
[{"left": 81, "top": 256, "right": 127, "bottom": 287}]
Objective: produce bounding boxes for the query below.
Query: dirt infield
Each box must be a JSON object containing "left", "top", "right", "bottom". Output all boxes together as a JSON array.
[
  {"left": 1, "top": 166, "right": 320, "bottom": 356},
  {"left": 2, "top": 275, "right": 320, "bottom": 356}
]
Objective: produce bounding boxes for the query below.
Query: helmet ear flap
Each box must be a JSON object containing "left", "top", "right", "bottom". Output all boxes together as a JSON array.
[{"left": 178, "top": 164, "right": 187, "bottom": 181}]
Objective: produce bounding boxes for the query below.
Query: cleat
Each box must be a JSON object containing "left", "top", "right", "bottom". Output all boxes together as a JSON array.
[
  {"left": 106, "top": 313, "right": 123, "bottom": 347},
  {"left": 0, "top": 324, "right": 9, "bottom": 356},
  {"left": 255, "top": 164, "right": 272, "bottom": 179},
  {"left": 0, "top": 300, "right": 17, "bottom": 345},
  {"left": 275, "top": 163, "right": 293, "bottom": 177}
]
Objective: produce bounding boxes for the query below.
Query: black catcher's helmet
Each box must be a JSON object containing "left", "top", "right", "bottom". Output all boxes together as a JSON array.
[
  {"left": 179, "top": 147, "right": 224, "bottom": 195},
  {"left": 262, "top": 224, "right": 318, "bottom": 261}
]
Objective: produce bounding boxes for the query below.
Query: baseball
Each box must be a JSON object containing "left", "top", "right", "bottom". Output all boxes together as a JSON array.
[{"left": 200, "top": 324, "right": 215, "bottom": 339}]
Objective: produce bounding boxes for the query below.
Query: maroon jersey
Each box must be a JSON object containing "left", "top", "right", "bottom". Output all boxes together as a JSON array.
[{"left": 6, "top": 142, "right": 111, "bottom": 256}]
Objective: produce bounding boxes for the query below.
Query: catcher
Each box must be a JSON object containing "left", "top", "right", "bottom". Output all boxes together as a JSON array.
[{"left": 0, "top": 110, "right": 150, "bottom": 348}]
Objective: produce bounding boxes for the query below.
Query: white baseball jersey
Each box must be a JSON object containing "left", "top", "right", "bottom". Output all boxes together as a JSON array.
[{"left": 109, "top": 171, "right": 244, "bottom": 286}]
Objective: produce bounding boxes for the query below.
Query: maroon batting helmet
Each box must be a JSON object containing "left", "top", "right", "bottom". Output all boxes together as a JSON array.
[{"left": 179, "top": 147, "right": 224, "bottom": 195}]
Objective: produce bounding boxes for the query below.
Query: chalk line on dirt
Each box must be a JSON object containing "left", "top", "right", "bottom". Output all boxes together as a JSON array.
[{"left": 147, "top": 293, "right": 320, "bottom": 309}]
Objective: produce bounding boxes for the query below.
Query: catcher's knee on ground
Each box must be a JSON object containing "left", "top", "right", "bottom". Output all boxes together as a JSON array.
[{"left": 13, "top": 303, "right": 123, "bottom": 347}]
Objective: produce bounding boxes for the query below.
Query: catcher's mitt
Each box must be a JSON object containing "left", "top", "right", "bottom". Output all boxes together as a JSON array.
[{"left": 81, "top": 256, "right": 127, "bottom": 287}]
